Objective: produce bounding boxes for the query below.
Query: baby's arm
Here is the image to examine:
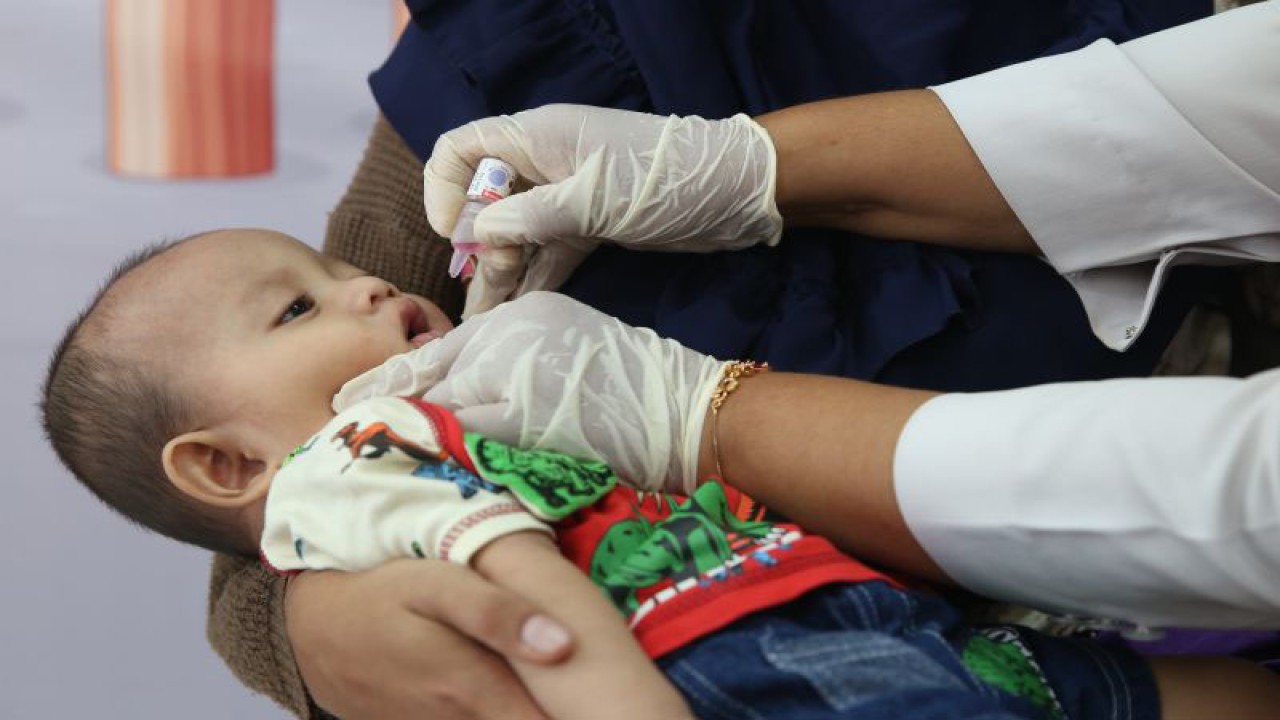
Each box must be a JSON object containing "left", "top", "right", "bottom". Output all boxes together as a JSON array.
[
  {"left": 472, "top": 531, "right": 692, "bottom": 720},
  {"left": 263, "top": 397, "right": 691, "bottom": 719}
]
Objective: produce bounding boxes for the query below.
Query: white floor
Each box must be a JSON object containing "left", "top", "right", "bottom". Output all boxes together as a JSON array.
[{"left": 1, "top": 2, "right": 399, "bottom": 717}]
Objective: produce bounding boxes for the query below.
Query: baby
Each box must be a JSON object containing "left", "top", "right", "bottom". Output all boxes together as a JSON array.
[{"left": 42, "top": 228, "right": 1280, "bottom": 719}]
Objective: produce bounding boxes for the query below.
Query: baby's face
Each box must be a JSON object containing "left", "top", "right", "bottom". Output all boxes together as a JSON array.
[{"left": 135, "top": 229, "right": 452, "bottom": 460}]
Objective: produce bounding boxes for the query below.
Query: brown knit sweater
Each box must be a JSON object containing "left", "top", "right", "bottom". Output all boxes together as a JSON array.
[{"left": 206, "top": 117, "right": 462, "bottom": 719}]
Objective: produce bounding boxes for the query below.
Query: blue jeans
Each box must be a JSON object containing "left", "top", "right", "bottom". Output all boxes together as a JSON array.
[{"left": 657, "top": 582, "right": 1158, "bottom": 720}]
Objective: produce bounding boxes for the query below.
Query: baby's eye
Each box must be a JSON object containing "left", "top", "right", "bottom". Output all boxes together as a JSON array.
[{"left": 278, "top": 295, "right": 314, "bottom": 325}]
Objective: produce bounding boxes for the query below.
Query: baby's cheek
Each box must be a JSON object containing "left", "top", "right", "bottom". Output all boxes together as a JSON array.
[
  {"left": 355, "top": 337, "right": 403, "bottom": 371},
  {"left": 425, "top": 303, "right": 454, "bottom": 332}
]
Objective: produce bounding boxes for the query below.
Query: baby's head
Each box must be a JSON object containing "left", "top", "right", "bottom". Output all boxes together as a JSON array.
[{"left": 41, "top": 228, "right": 452, "bottom": 555}]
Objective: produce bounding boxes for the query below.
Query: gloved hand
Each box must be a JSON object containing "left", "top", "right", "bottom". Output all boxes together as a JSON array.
[
  {"left": 334, "top": 292, "right": 728, "bottom": 494},
  {"left": 423, "top": 104, "right": 782, "bottom": 317}
]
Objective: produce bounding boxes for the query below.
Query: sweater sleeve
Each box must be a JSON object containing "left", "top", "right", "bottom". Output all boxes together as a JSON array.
[
  {"left": 206, "top": 553, "right": 332, "bottom": 719},
  {"left": 932, "top": 2, "right": 1280, "bottom": 351}
]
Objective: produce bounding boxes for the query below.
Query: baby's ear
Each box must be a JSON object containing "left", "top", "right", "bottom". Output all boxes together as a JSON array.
[{"left": 163, "top": 430, "right": 270, "bottom": 508}]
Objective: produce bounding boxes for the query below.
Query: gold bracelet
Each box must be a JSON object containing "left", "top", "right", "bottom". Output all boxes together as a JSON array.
[{"left": 708, "top": 360, "right": 769, "bottom": 482}]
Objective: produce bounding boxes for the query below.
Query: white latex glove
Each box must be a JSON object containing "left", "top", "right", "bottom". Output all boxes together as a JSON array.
[
  {"left": 423, "top": 104, "right": 782, "bottom": 317},
  {"left": 334, "top": 292, "right": 728, "bottom": 494}
]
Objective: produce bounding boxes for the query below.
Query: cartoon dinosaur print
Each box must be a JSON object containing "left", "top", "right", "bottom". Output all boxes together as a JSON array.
[
  {"left": 466, "top": 434, "right": 615, "bottom": 519},
  {"left": 331, "top": 420, "right": 444, "bottom": 471},
  {"left": 412, "top": 460, "right": 506, "bottom": 499},
  {"left": 589, "top": 483, "right": 775, "bottom": 614},
  {"left": 280, "top": 435, "right": 319, "bottom": 469}
]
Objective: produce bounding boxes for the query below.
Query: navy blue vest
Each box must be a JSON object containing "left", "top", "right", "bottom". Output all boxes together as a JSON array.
[{"left": 372, "top": 0, "right": 1216, "bottom": 391}]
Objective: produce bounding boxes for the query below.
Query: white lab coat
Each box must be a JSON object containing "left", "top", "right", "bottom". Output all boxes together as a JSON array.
[{"left": 896, "top": 1, "right": 1280, "bottom": 628}]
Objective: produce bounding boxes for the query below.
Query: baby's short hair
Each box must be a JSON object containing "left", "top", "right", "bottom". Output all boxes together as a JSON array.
[{"left": 41, "top": 239, "right": 250, "bottom": 556}]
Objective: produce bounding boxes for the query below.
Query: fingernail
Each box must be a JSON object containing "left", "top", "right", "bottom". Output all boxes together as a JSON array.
[{"left": 520, "top": 614, "right": 570, "bottom": 654}]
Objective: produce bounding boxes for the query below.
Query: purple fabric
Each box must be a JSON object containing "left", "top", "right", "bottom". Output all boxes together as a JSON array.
[{"left": 1107, "top": 629, "right": 1280, "bottom": 671}]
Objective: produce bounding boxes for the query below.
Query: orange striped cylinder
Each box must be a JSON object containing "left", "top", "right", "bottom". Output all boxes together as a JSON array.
[{"left": 106, "top": 0, "right": 275, "bottom": 178}]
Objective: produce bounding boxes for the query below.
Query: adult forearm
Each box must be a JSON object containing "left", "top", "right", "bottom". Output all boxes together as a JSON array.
[
  {"left": 758, "top": 90, "right": 1037, "bottom": 253},
  {"left": 696, "top": 371, "right": 948, "bottom": 582},
  {"left": 695, "top": 365, "right": 1280, "bottom": 627}
]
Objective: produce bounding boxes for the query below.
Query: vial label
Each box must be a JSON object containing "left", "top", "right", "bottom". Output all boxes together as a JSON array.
[
  {"left": 467, "top": 157, "right": 516, "bottom": 202},
  {"left": 450, "top": 157, "right": 517, "bottom": 280}
]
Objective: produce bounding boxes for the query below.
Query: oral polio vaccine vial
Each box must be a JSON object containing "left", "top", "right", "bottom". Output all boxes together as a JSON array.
[{"left": 448, "top": 157, "right": 516, "bottom": 279}]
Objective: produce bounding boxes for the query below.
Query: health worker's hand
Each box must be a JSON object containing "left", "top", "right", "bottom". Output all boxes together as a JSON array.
[
  {"left": 286, "top": 559, "right": 571, "bottom": 720},
  {"left": 423, "top": 104, "right": 782, "bottom": 317},
  {"left": 334, "top": 292, "right": 727, "bottom": 494}
]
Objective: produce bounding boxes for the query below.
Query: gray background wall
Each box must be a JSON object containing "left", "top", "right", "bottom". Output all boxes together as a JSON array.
[{"left": 2, "top": 1, "right": 401, "bottom": 717}]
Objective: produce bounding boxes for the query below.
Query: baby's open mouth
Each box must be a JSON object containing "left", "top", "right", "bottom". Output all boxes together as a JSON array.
[{"left": 403, "top": 302, "right": 443, "bottom": 348}]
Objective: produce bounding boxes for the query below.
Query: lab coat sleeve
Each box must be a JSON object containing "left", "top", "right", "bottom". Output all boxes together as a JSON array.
[
  {"left": 932, "top": 2, "right": 1280, "bottom": 351},
  {"left": 894, "top": 367, "right": 1280, "bottom": 628}
]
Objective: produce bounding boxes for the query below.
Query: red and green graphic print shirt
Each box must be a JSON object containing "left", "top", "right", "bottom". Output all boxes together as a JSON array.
[{"left": 262, "top": 396, "right": 901, "bottom": 660}]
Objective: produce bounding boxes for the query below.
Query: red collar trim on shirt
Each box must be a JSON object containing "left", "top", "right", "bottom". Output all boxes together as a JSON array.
[
  {"left": 402, "top": 397, "right": 479, "bottom": 475},
  {"left": 258, "top": 548, "right": 302, "bottom": 578}
]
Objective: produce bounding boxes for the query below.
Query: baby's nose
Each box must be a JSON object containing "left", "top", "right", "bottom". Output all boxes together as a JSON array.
[{"left": 347, "top": 275, "right": 397, "bottom": 310}]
